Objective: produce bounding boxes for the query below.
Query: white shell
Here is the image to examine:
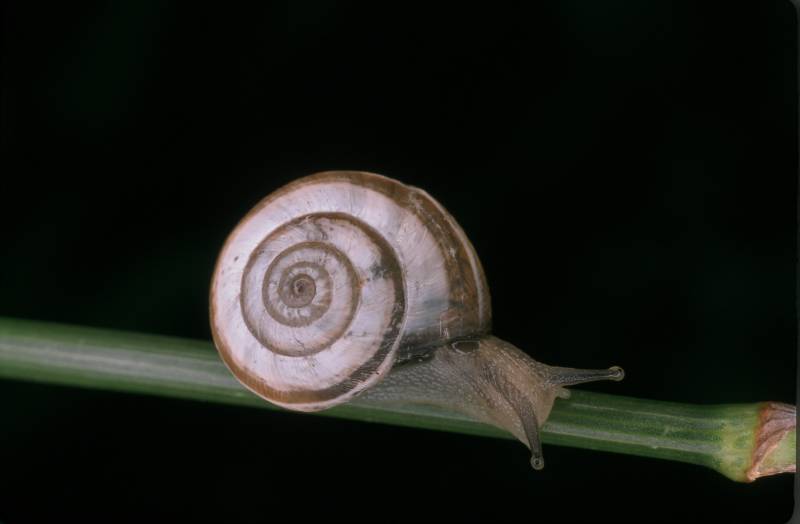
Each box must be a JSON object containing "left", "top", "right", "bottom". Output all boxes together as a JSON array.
[{"left": 210, "top": 171, "right": 490, "bottom": 411}]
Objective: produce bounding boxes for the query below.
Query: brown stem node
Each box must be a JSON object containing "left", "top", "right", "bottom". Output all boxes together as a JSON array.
[{"left": 746, "top": 402, "right": 796, "bottom": 482}]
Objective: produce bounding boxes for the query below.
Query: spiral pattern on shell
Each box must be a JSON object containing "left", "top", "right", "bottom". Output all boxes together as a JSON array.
[{"left": 210, "top": 171, "right": 491, "bottom": 411}]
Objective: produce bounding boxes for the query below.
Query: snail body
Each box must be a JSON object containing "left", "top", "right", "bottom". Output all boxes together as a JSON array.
[{"left": 210, "top": 171, "right": 623, "bottom": 469}]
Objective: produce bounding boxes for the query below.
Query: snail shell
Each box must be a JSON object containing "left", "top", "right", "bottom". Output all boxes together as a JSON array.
[
  {"left": 210, "top": 171, "right": 489, "bottom": 412},
  {"left": 210, "top": 170, "right": 623, "bottom": 469}
]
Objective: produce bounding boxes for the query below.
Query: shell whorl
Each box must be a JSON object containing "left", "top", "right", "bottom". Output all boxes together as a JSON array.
[{"left": 210, "top": 171, "right": 491, "bottom": 411}]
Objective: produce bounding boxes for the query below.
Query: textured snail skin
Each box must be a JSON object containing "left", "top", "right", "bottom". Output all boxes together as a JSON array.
[
  {"left": 359, "top": 336, "right": 623, "bottom": 469},
  {"left": 210, "top": 171, "right": 623, "bottom": 469}
]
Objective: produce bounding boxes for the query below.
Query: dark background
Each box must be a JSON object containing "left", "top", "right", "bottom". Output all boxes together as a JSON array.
[{"left": 0, "top": 1, "right": 796, "bottom": 522}]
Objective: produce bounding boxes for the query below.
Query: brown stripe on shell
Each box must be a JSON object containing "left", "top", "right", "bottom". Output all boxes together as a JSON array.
[
  {"left": 241, "top": 236, "right": 359, "bottom": 356},
  {"left": 214, "top": 210, "right": 406, "bottom": 408},
  {"left": 210, "top": 171, "right": 490, "bottom": 409},
  {"left": 281, "top": 171, "right": 492, "bottom": 350}
]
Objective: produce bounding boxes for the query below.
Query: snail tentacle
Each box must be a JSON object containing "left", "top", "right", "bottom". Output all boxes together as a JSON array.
[{"left": 545, "top": 365, "right": 625, "bottom": 387}]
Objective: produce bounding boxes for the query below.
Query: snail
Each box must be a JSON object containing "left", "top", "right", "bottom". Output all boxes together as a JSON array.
[{"left": 210, "top": 171, "right": 624, "bottom": 469}]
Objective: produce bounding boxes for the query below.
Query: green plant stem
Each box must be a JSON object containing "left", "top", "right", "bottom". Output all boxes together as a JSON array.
[{"left": 0, "top": 317, "right": 793, "bottom": 482}]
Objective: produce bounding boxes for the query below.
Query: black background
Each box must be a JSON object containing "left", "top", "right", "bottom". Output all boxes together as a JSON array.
[{"left": 0, "top": 1, "right": 796, "bottom": 523}]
